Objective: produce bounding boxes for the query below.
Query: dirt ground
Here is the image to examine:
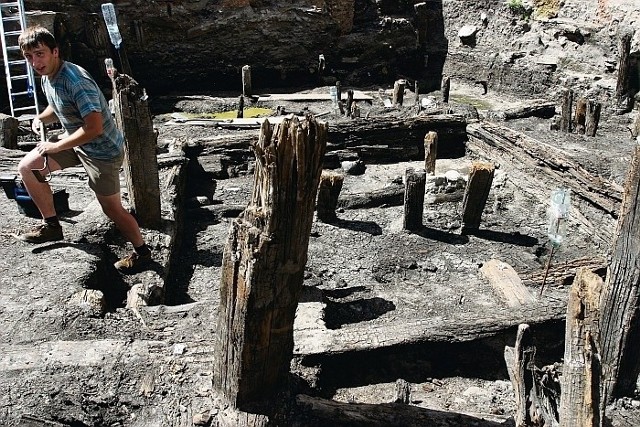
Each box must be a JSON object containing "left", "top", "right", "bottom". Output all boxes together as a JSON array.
[{"left": 0, "top": 82, "right": 639, "bottom": 426}]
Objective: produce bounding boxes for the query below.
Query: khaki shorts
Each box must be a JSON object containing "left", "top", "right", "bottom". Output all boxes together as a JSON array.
[{"left": 50, "top": 148, "right": 123, "bottom": 196}]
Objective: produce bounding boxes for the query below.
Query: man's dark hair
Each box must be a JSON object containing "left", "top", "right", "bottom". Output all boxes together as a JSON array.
[{"left": 18, "top": 26, "right": 57, "bottom": 52}]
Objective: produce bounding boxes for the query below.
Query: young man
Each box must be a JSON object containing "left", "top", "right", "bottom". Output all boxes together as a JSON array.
[{"left": 17, "top": 26, "right": 151, "bottom": 272}]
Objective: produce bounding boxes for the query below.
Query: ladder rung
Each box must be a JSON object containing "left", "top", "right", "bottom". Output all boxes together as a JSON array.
[
  {"left": 4, "top": 30, "right": 22, "bottom": 36},
  {"left": 11, "top": 90, "right": 31, "bottom": 96},
  {"left": 10, "top": 74, "right": 28, "bottom": 80},
  {"left": 7, "top": 59, "right": 25, "bottom": 65},
  {"left": 6, "top": 45, "right": 20, "bottom": 51},
  {"left": 16, "top": 114, "right": 37, "bottom": 121},
  {"left": 0, "top": 3, "right": 20, "bottom": 7},
  {"left": 2, "top": 15, "right": 20, "bottom": 21},
  {"left": 13, "top": 106, "right": 37, "bottom": 112}
]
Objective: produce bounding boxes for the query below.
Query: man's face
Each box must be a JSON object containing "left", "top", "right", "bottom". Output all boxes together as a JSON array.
[{"left": 22, "top": 43, "right": 59, "bottom": 78}]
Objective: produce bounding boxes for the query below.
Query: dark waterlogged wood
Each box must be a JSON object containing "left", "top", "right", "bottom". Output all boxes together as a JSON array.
[
  {"left": 403, "top": 167, "right": 426, "bottom": 230},
  {"left": 585, "top": 99, "right": 601, "bottom": 137},
  {"left": 466, "top": 122, "right": 622, "bottom": 217},
  {"left": 327, "top": 114, "right": 467, "bottom": 160},
  {"left": 490, "top": 100, "right": 556, "bottom": 121},
  {"left": 614, "top": 29, "right": 633, "bottom": 114},
  {"left": 575, "top": 97, "right": 587, "bottom": 135},
  {"left": 423, "top": 131, "right": 438, "bottom": 175},
  {"left": 462, "top": 162, "right": 494, "bottom": 231},
  {"left": 295, "top": 394, "right": 509, "bottom": 426},
  {"left": 560, "top": 88, "right": 573, "bottom": 133},
  {"left": 505, "top": 324, "right": 560, "bottom": 427},
  {"left": 214, "top": 116, "right": 327, "bottom": 419},
  {"left": 559, "top": 268, "right": 602, "bottom": 427},
  {"left": 316, "top": 170, "right": 344, "bottom": 223},
  {"left": 441, "top": 76, "right": 450, "bottom": 103},
  {"left": 600, "top": 144, "right": 640, "bottom": 406},
  {"left": 242, "top": 65, "right": 252, "bottom": 97},
  {"left": 112, "top": 74, "right": 161, "bottom": 228},
  {"left": 393, "top": 79, "right": 405, "bottom": 106}
]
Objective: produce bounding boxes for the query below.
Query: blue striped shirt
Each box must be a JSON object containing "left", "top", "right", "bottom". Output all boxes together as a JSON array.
[{"left": 42, "top": 61, "right": 123, "bottom": 160}]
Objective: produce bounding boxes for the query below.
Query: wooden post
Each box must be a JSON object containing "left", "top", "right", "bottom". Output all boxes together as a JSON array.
[
  {"left": 242, "top": 65, "right": 252, "bottom": 97},
  {"left": 214, "top": 116, "right": 327, "bottom": 415},
  {"left": 414, "top": 80, "right": 420, "bottom": 107},
  {"left": 403, "top": 167, "right": 426, "bottom": 231},
  {"left": 599, "top": 144, "right": 640, "bottom": 406},
  {"left": 461, "top": 162, "right": 495, "bottom": 232},
  {"left": 632, "top": 110, "right": 640, "bottom": 138},
  {"left": 505, "top": 324, "right": 536, "bottom": 427},
  {"left": 614, "top": 29, "right": 633, "bottom": 114},
  {"left": 559, "top": 268, "right": 603, "bottom": 427},
  {"left": 336, "top": 81, "right": 341, "bottom": 103},
  {"left": 394, "top": 379, "right": 411, "bottom": 404},
  {"left": 585, "top": 99, "right": 601, "bottom": 137},
  {"left": 441, "top": 76, "right": 450, "bottom": 103},
  {"left": 414, "top": 2, "right": 428, "bottom": 50},
  {"left": 393, "top": 79, "right": 405, "bottom": 106},
  {"left": 316, "top": 170, "right": 344, "bottom": 223},
  {"left": 346, "top": 89, "right": 354, "bottom": 118},
  {"left": 0, "top": 113, "right": 19, "bottom": 149},
  {"left": 237, "top": 95, "right": 244, "bottom": 119},
  {"left": 505, "top": 324, "right": 561, "bottom": 427},
  {"left": 423, "top": 131, "right": 438, "bottom": 175},
  {"left": 560, "top": 87, "right": 573, "bottom": 133},
  {"left": 574, "top": 97, "right": 587, "bottom": 135},
  {"left": 112, "top": 74, "right": 161, "bottom": 229},
  {"left": 84, "top": 14, "right": 112, "bottom": 83},
  {"left": 115, "top": 46, "right": 132, "bottom": 77}
]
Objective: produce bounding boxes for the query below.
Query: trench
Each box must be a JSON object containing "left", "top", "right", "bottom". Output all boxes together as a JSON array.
[{"left": 153, "top": 116, "right": 574, "bottom": 401}]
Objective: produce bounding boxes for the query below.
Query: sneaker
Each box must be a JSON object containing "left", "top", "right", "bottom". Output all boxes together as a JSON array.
[
  {"left": 20, "top": 223, "right": 64, "bottom": 243},
  {"left": 114, "top": 251, "right": 151, "bottom": 272}
]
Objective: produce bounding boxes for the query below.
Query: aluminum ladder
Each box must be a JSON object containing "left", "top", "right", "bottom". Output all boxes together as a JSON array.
[{"left": 0, "top": 0, "right": 40, "bottom": 120}]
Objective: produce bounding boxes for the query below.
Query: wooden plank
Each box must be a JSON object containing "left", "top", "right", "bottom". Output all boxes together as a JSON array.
[
  {"left": 480, "top": 259, "right": 536, "bottom": 307},
  {"left": 257, "top": 90, "right": 373, "bottom": 102}
]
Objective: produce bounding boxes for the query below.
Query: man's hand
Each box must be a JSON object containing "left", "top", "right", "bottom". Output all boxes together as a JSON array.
[
  {"left": 35, "top": 140, "right": 61, "bottom": 156},
  {"left": 31, "top": 117, "right": 43, "bottom": 137}
]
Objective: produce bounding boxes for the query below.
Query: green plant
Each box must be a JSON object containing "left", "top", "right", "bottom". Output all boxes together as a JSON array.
[{"left": 505, "top": 0, "right": 532, "bottom": 21}]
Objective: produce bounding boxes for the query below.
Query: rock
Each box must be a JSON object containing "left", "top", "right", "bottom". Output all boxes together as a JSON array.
[
  {"left": 0, "top": 114, "right": 19, "bottom": 150},
  {"left": 458, "top": 25, "right": 478, "bottom": 45},
  {"left": 341, "top": 160, "right": 366, "bottom": 175},
  {"left": 68, "top": 289, "right": 106, "bottom": 317},
  {"left": 193, "top": 412, "right": 212, "bottom": 426}
]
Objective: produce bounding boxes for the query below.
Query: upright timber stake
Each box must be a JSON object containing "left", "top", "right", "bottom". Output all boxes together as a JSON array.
[
  {"left": 559, "top": 268, "right": 603, "bottom": 427},
  {"left": 585, "top": 99, "right": 601, "bottom": 137},
  {"left": 560, "top": 87, "right": 573, "bottom": 133},
  {"left": 441, "top": 76, "right": 450, "bottom": 103},
  {"left": 599, "top": 144, "right": 640, "bottom": 407},
  {"left": 403, "top": 167, "right": 426, "bottom": 231},
  {"left": 423, "top": 131, "right": 438, "bottom": 175},
  {"left": 505, "top": 324, "right": 561, "bottom": 426},
  {"left": 242, "top": 65, "right": 252, "bottom": 97},
  {"left": 575, "top": 97, "right": 587, "bottom": 134},
  {"left": 317, "top": 170, "right": 344, "bottom": 223},
  {"left": 346, "top": 89, "right": 354, "bottom": 118},
  {"left": 614, "top": 29, "right": 633, "bottom": 114},
  {"left": 112, "top": 74, "right": 161, "bottom": 229},
  {"left": 462, "top": 162, "right": 495, "bottom": 232},
  {"left": 393, "top": 79, "right": 405, "bottom": 106},
  {"left": 237, "top": 95, "right": 244, "bottom": 119},
  {"left": 214, "top": 116, "right": 327, "bottom": 420}
]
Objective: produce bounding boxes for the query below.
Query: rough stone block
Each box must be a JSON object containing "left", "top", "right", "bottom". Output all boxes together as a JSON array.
[{"left": 0, "top": 114, "right": 19, "bottom": 149}]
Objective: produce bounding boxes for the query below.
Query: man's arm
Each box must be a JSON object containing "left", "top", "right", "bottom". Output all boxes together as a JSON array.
[
  {"left": 35, "top": 111, "right": 104, "bottom": 156},
  {"left": 31, "top": 105, "right": 59, "bottom": 135}
]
